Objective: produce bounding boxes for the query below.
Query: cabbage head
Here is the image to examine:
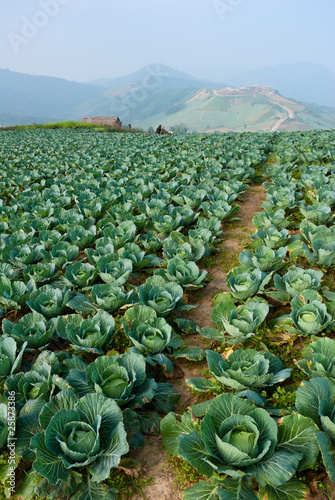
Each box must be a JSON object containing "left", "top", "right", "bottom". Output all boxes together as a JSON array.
[
  {"left": 2, "top": 312, "right": 55, "bottom": 349},
  {"left": 96, "top": 254, "right": 133, "bottom": 285},
  {"left": 155, "top": 258, "right": 207, "bottom": 289},
  {"left": 66, "top": 351, "right": 157, "bottom": 409},
  {"left": 299, "top": 202, "right": 334, "bottom": 224},
  {"left": 249, "top": 226, "right": 290, "bottom": 249},
  {"left": 266, "top": 266, "right": 323, "bottom": 303},
  {"left": 5, "top": 350, "right": 69, "bottom": 413},
  {"left": 138, "top": 276, "right": 184, "bottom": 317},
  {"left": 123, "top": 306, "right": 182, "bottom": 373},
  {"left": 297, "top": 337, "right": 335, "bottom": 383},
  {"left": 63, "top": 262, "right": 97, "bottom": 288},
  {"left": 239, "top": 246, "right": 287, "bottom": 273},
  {"left": 27, "top": 285, "right": 73, "bottom": 319},
  {"left": 91, "top": 283, "right": 135, "bottom": 312},
  {"left": 161, "top": 393, "right": 318, "bottom": 499},
  {"left": 162, "top": 232, "right": 205, "bottom": 262},
  {"left": 187, "top": 348, "right": 291, "bottom": 393},
  {"left": 291, "top": 290, "right": 335, "bottom": 336},
  {"left": 31, "top": 391, "right": 129, "bottom": 486},
  {"left": 211, "top": 298, "right": 269, "bottom": 344},
  {"left": 0, "top": 277, "right": 37, "bottom": 313},
  {"left": 226, "top": 265, "right": 271, "bottom": 300},
  {"left": 23, "top": 263, "right": 58, "bottom": 285},
  {"left": 56, "top": 311, "right": 115, "bottom": 354}
]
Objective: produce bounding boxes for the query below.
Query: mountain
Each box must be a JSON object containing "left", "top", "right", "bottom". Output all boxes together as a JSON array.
[
  {"left": 222, "top": 63, "right": 335, "bottom": 107},
  {"left": 0, "top": 69, "right": 103, "bottom": 125},
  {"left": 0, "top": 64, "right": 334, "bottom": 131},
  {"left": 90, "top": 64, "right": 221, "bottom": 90}
]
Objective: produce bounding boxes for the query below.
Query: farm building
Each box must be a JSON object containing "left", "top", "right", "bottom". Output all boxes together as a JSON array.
[{"left": 82, "top": 116, "right": 122, "bottom": 128}]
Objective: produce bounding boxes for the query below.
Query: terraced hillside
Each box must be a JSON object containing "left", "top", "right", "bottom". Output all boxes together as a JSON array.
[{"left": 133, "top": 86, "right": 335, "bottom": 132}]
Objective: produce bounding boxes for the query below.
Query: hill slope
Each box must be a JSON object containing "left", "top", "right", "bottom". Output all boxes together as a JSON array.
[
  {"left": 127, "top": 86, "right": 335, "bottom": 133},
  {"left": 0, "top": 69, "right": 104, "bottom": 125}
]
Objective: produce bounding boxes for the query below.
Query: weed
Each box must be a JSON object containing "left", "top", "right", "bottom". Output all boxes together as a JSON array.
[
  {"left": 271, "top": 386, "right": 296, "bottom": 409},
  {"left": 322, "top": 269, "right": 335, "bottom": 290},
  {"left": 203, "top": 255, "right": 217, "bottom": 269},
  {"left": 107, "top": 468, "right": 154, "bottom": 500},
  {"left": 226, "top": 220, "right": 240, "bottom": 229},
  {"left": 289, "top": 211, "right": 305, "bottom": 225},
  {"left": 213, "top": 381, "right": 227, "bottom": 394},
  {"left": 308, "top": 453, "right": 323, "bottom": 471},
  {"left": 266, "top": 340, "right": 311, "bottom": 386},
  {"left": 165, "top": 453, "right": 201, "bottom": 489},
  {"left": 220, "top": 250, "right": 240, "bottom": 273},
  {"left": 199, "top": 368, "right": 211, "bottom": 377},
  {"left": 317, "top": 481, "right": 333, "bottom": 500},
  {"left": 213, "top": 341, "right": 229, "bottom": 354},
  {"left": 108, "top": 330, "right": 132, "bottom": 354}
]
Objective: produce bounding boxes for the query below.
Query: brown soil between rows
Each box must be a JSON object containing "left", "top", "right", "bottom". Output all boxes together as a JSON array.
[
  {"left": 132, "top": 185, "right": 267, "bottom": 500},
  {"left": 189, "top": 185, "right": 266, "bottom": 329}
]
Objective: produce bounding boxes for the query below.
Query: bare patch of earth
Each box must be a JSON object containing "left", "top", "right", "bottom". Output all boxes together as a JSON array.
[
  {"left": 188, "top": 185, "right": 266, "bottom": 330},
  {"left": 129, "top": 185, "right": 266, "bottom": 499}
]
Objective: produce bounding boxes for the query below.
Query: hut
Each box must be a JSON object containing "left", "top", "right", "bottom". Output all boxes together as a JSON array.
[{"left": 82, "top": 116, "right": 122, "bottom": 128}]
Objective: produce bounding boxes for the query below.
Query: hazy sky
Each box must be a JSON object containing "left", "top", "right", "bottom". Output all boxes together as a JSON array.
[{"left": 1, "top": 0, "right": 334, "bottom": 82}]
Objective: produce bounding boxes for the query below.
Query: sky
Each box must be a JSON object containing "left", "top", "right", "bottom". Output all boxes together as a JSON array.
[{"left": 1, "top": 0, "right": 334, "bottom": 82}]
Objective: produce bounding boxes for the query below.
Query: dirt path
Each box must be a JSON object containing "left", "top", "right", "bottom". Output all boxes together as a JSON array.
[
  {"left": 131, "top": 185, "right": 266, "bottom": 500},
  {"left": 189, "top": 185, "right": 266, "bottom": 329},
  {"left": 270, "top": 102, "right": 294, "bottom": 132}
]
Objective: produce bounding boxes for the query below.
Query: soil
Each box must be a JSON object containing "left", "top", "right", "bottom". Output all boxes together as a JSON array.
[
  {"left": 131, "top": 186, "right": 267, "bottom": 499},
  {"left": 188, "top": 186, "right": 266, "bottom": 329}
]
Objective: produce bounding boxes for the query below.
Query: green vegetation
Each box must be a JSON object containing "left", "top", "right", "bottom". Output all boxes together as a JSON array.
[
  {"left": 0, "top": 120, "right": 143, "bottom": 133},
  {"left": 0, "top": 128, "right": 334, "bottom": 499},
  {"left": 271, "top": 386, "right": 296, "bottom": 408}
]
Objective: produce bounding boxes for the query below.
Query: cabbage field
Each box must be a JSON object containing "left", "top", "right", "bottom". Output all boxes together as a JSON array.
[{"left": 0, "top": 128, "right": 334, "bottom": 500}]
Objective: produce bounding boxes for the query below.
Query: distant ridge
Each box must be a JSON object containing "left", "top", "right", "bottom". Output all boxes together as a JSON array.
[
  {"left": 0, "top": 68, "right": 103, "bottom": 125},
  {"left": 90, "top": 63, "right": 222, "bottom": 90}
]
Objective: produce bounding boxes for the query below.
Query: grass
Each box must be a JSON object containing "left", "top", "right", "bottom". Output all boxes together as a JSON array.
[
  {"left": 220, "top": 250, "right": 240, "bottom": 273},
  {"left": 202, "top": 255, "right": 217, "bottom": 269},
  {"left": 0, "top": 121, "right": 144, "bottom": 133}
]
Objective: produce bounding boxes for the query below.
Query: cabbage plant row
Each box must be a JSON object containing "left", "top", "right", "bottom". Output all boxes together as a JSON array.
[
  {"left": 161, "top": 129, "right": 335, "bottom": 500},
  {"left": 0, "top": 129, "right": 272, "bottom": 498}
]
